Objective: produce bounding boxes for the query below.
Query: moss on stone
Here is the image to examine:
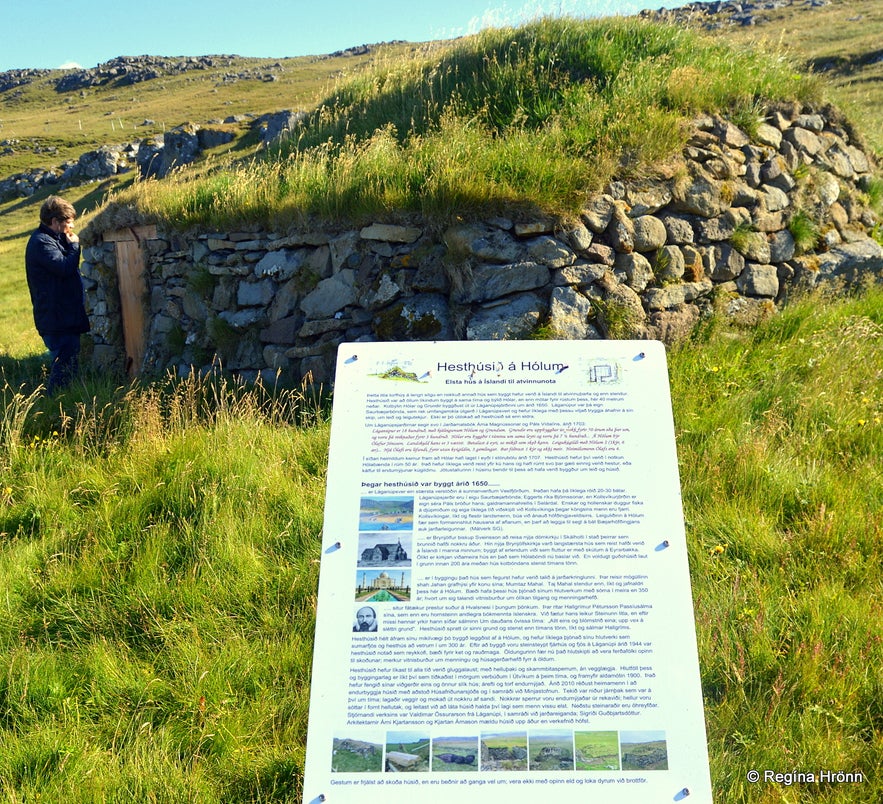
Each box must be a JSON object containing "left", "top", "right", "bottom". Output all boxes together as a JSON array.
[{"left": 374, "top": 303, "right": 443, "bottom": 340}]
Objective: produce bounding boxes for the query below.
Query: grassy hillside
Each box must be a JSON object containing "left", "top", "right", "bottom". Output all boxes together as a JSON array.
[
  {"left": 0, "top": 48, "right": 408, "bottom": 175},
  {"left": 100, "top": 16, "right": 822, "bottom": 228},
  {"left": 712, "top": 0, "right": 883, "bottom": 153}
]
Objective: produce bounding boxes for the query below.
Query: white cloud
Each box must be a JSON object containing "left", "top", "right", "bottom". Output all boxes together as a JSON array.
[
  {"left": 57, "top": 61, "right": 83, "bottom": 70},
  {"left": 466, "top": 1, "right": 547, "bottom": 34},
  {"left": 466, "top": 0, "right": 645, "bottom": 34},
  {"left": 431, "top": 0, "right": 654, "bottom": 47}
]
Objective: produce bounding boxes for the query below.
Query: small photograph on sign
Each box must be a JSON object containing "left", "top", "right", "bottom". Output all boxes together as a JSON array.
[
  {"left": 431, "top": 736, "right": 478, "bottom": 772},
  {"left": 574, "top": 730, "right": 620, "bottom": 771},
  {"left": 357, "top": 532, "right": 411, "bottom": 568},
  {"left": 331, "top": 735, "right": 383, "bottom": 773},
  {"left": 385, "top": 731, "right": 430, "bottom": 773},
  {"left": 528, "top": 729, "right": 575, "bottom": 771},
  {"left": 355, "top": 569, "right": 412, "bottom": 602},
  {"left": 352, "top": 605, "right": 378, "bottom": 633},
  {"left": 358, "top": 495, "right": 414, "bottom": 531},
  {"left": 369, "top": 361, "right": 429, "bottom": 383},
  {"left": 619, "top": 730, "right": 668, "bottom": 771},
  {"left": 480, "top": 731, "right": 529, "bottom": 772}
]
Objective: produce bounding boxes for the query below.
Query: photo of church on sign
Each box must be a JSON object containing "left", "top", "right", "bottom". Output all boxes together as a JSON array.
[{"left": 357, "top": 534, "right": 411, "bottom": 567}]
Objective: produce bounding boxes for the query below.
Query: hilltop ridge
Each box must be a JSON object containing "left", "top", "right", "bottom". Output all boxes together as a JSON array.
[
  {"left": 1, "top": 45, "right": 399, "bottom": 95},
  {"left": 2, "top": 0, "right": 882, "bottom": 203}
]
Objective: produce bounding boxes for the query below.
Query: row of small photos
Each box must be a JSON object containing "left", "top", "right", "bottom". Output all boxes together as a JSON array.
[{"left": 331, "top": 729, "right": 668, "bottom": 773}]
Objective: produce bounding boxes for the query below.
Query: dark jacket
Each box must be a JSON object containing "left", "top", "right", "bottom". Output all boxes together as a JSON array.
[{"left": 25, "top": 223, "right": 90, "bottom": 337}]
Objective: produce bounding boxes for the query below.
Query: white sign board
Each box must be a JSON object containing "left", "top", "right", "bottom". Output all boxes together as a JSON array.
[{"left": 303, "top": 340, "right": 711, "bottom": 803}]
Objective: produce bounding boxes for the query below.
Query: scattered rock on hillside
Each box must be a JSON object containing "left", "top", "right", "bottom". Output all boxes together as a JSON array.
[
  {"left": 0, "top": 68, "right": 51, "bottom": 93},
  {"left": 639, "top": 0, "right": 832, "bottom": 30},
  {"left": 319, "top": 41, "right": 404, "bottom": 60},
  {"left": 54, "top": 55, "right": 239, "bottom": 92},
  {"left": 253, "top": 110, "right": 308, "bottom": 145},
  {"left": 216, "top": 64, "right": 284, "bottom": 84},
  {"left": 155, "top": 124, "right": 201, "bottom": 178}
]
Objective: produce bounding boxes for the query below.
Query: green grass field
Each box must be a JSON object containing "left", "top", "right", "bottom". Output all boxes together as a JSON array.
[
  {"left": 0, "top": 372, "right": 328, "bottom": 801},
  {"left": 574, "top": 730, "right": 620, "bottom": 771},
  {"left": 2, "top": 285, "right": 880, "bottom": 800},
  {"left": 331, "top": 738, "right": 383, "bottom": 773}
]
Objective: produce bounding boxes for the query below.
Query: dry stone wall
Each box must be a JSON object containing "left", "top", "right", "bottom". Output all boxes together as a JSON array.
[{"left": 81, "top": 102, "right": 883, "bottom": 385}]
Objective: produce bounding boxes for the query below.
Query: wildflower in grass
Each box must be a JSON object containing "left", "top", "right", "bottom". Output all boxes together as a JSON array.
[{"left": 711, "top": 544, "right": 727, "bottom": 556}]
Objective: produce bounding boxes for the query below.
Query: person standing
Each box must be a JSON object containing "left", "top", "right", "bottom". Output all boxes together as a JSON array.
[{"left": 25, "top": 196, "right": 90, "bottom": 393}]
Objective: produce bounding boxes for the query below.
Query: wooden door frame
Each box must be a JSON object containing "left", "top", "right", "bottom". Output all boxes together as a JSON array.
[{"left": 103, "top": 225, "right": 157, "bottom": 377}]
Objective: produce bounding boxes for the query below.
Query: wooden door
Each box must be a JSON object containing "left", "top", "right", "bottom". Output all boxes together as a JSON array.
[{"left": 103, "top": 225, "right": 157, "bottom": 377}]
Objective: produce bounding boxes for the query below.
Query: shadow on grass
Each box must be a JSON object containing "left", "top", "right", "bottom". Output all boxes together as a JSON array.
[
  {"left": 2, "top": 350, "right": 331, "bottom": 451},
  {"left": 0, "top": 352, "right": 133, "bottom": 445},
  {"left": 0, "top": 352, "right": 50, "bottom": 394}
]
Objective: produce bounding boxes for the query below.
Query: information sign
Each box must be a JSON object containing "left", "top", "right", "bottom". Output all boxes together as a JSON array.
[{"left": 303, "top": 340, "right": 712, "bottom": 803}]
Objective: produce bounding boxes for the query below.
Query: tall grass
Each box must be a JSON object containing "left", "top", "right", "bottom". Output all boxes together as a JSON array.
[
  {"left": 1, "top": 286, "right": 881, "bottom": 801},
  {"left": 105, "top": 17, "right": 820, "bottom": 229},
  {"left": 673, "top": 285, "right": 883, "bottom": 802},
  {"left": 0, "top": 371, "right": 328, "bottom": 803}
]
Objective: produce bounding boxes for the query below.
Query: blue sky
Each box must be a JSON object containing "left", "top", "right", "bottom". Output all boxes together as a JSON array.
[{"left": 1, "top": 0, "right": 679, "bottom": 72}]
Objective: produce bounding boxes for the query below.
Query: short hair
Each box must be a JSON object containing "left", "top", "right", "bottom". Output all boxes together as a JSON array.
[{"left": 40, "top": 196, "right": 76, "bottom": 227}]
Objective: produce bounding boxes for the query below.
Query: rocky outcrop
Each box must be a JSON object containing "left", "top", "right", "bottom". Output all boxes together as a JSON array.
[
  {"left": 639, "top": 0, "right": 832, "bottom": 30},
  {"left": 0, "top": 143, "right": 141, "bottom": 199},
  {"left": 0, "top": 68, "right": 51, "bottom": 93},
  {"left": 53, "top": 55, "right": 239, "bottom": 92},
  {"left": 81, "top": 101, "right": 882, "bottom": 385},
  {"left": 0, "top": 128, "right": 243, "bottom": 200},
  {"left": 0, "top": 109, "right": 300, "bottom": 199},
  {"left": 254, "top": 110, "right": 308, "bottom": 145}
]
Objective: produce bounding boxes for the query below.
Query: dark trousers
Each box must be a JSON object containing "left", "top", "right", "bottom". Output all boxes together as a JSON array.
[{"left": 42, "top": 333, "right": 81, "bottom": 394}]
